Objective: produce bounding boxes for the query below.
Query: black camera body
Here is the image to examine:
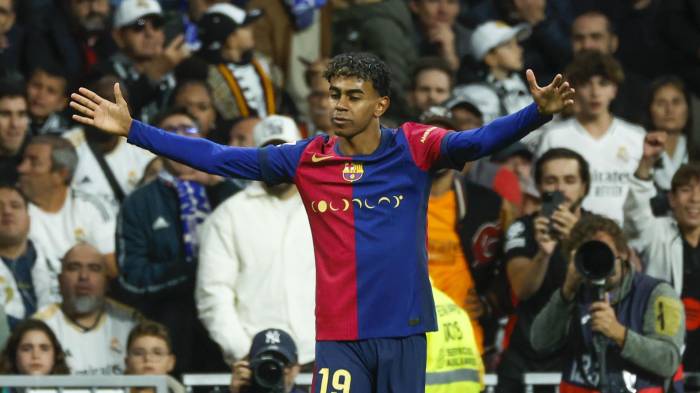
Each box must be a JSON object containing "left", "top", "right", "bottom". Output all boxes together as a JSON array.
[
  {"left": 540, "top": 191, "right": 566, "bottom": 236},
  {"left": 246, "top": 351, "right": 287, "bottom": 393},
  {"left": 574, "top": 240, "right": 616, "bottom": 300}
]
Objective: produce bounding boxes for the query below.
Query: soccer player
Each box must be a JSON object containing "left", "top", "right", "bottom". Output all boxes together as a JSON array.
[{"left": 70, "top": 53, "right": 574, "bottom": 392}]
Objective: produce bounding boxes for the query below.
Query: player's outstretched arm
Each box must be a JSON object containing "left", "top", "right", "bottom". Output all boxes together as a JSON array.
[
  {"left": 70, "top": 83, "right": 266, "bottom": 181},
  {"left": 441, "top": 69, "right": 574, "bottom": 167}
]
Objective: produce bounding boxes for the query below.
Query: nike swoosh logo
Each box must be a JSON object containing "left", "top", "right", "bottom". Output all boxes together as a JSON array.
[{"left": 311, "top": 153, "right": 334, "bottom": 163}]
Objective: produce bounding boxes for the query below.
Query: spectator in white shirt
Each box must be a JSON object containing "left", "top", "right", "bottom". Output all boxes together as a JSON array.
[
  {"left": 196, "top": 115, "right": 316, "bottom": 366},
  {"left": 17, "top": 135, "right": 117, "bottom": 276},
  {"left": 33, "top": 243, "right": 141, "bottom": 375},
  {"left": 536, "top": 50, "right": 644, "bottom": 224}
]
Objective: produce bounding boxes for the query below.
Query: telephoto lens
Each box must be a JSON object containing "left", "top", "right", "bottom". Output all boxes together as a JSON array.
[
  {"left": 574, "top": 240, "right": 615, "bottom": 285},
  {"left": 249, "top": 352, "right": 286, "bottom": 392}
]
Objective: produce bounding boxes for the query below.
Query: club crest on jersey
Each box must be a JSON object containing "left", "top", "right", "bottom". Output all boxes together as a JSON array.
[{"left": 342, "top": 162, "right": 364, "bottom": 182}]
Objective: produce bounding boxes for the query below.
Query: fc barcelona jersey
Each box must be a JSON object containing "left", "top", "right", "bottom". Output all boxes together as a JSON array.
[{"left": 126, "top": 103, "right": 550, "bottom": 341}]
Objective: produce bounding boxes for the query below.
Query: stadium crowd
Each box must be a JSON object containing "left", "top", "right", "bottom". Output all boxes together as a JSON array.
[{"left": 0, "top": 0, "right": 699, "bottom": 392}]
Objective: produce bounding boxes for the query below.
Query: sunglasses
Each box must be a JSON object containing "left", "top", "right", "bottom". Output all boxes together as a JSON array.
[{"left": 125, "top": 16, "right": 164, "bottom": 32}]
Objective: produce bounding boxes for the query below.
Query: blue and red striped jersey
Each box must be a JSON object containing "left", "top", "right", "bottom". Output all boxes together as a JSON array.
[{"left": 126, "top": 103, "right": 550, "bottom": 341}]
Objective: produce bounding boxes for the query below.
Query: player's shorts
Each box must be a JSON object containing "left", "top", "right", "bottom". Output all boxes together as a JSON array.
[{"left": 311, "top": 334, "right": 427, "bottom": 393}]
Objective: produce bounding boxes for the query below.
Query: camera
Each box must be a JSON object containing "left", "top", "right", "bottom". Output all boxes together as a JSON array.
[
  {"left": 574, "top": 240, "right": 616, "bottom": 299},
  {"left": 247, "top": 351, "right": 288, "bottom": 393}
]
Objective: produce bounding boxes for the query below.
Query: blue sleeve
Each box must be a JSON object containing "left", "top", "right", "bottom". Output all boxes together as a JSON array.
[
  {"left": 257, "top": 139, "right": 315, "bottom": 184},
  {"left": 440, "top": 103, "right": 551, "bottom": 169},
  {"left": 126, "top": 120, "right": 263, "bottom": 180}
]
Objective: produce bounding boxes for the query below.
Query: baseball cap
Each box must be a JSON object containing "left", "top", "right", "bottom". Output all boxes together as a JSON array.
[
  {"left": 249, "top": 328, "right": 298, "bottom": 364},
  {"left": 470, "top": 21, "right": 531, "bottom": 61},
  {"left": 451, "top": 84, "right": 502, "bottom": 124},
  {"left": 445, "top": 96, "right": 483, "bottom": 118},
  {"left": 114, "top": 0, "right": 163, "bottom": 29},
  {"left": 197, "top": 3, "right": 263, "bottom": 49},
  {"left": 253, "top": 115, "right": 302, "bottom": 147},
  {"left": 491, "top": 142, "right": 533, "bottom": 163}
]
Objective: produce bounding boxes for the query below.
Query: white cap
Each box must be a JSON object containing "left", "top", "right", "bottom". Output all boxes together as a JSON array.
[
  {"left": 205, "top": 3, "right": 259, "bottom": 25},
  {"left": 470, "top": 21, "right": 531, "bottom": 61},
  {"left": 451, "top": 84, "right": 502, "bottom": 124},
  {"left": 114, "top": 0, "right": 162, "bottom": 28},
  {"left": 253, "top": 116, "right": 302, "bottom": 147}
]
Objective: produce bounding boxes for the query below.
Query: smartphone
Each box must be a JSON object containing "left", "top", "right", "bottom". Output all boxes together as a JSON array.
[
  {"left": 540, "top": 191, "right": 566, "bottom": 219},
  {"left": 182, "top": 14, "right": 201, "bottom": 51}
]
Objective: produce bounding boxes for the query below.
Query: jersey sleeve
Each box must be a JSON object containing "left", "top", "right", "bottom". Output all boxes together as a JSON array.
[
  {"left": 441, "top": 103, "right": 552, "bottom": 169},
  {"left": 257, "top": 138, "right": 315, "bottom": 184},
  {"left": 400, "top": 122, "right": 452, "bottom": 171},
  {"left": 503, "top": 217, "right": 538, "bottom": 262},
  {"left": 127, "top": 120, "right": 263, "bottom": 180}
]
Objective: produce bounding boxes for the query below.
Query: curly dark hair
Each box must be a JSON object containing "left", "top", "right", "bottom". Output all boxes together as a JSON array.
[
  {"left": 324, "top": 53, "right": 392, "bottom": 97},
  {"left": 561, "top": 214, "right": 628, "bottom": 260},
  {"left": 0, "top": 319, "right": 70, "bottom": 375},
  {"left": 565, "top": 50, "right": 624, "bottom": 87}
]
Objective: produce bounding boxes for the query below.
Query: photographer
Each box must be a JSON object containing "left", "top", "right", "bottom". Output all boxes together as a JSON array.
[
  {"left": 230, "top": 329, "right": 304, "bottom": 393},
  {"left": 530, "top": 215, "right": 685, "bottom": 392},
  {"left": 497, "top": 148, "right": 590, "bottom": 392}
]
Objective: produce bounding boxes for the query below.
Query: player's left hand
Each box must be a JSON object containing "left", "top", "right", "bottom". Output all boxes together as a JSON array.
[{"left": 526, "top": 69, "right": 575, "bottom": 115}]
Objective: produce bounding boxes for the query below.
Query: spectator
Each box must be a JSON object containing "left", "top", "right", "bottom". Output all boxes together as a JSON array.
[
  {"left": 171, "top": 79, "right": 218, "bottom": 137},
  {"left": 409, "top": 0, "right": 471, "bottom": 72},
  {"left": 331, "top": 0, "right": 417, "bottom": 119},
  {"left": 446, "top": 96, "right": 483, "bottom": 130},
  {"left": 570, "top": 11, "right": 649, "bottom": 124},
  {"left": 408, "top": 57, "right": 454, "bottom": 118},
  {"left": 536, "top": 51, "right": 644, "bottom": 224},
  {"left": 468, "top": 21, "right": 533, "bottom": 118},
  {"left": 65, "top": 75, "right": 155, "bottom": 213},
  {"left": 465, "top": 0, "right": 573, "bottom": 83},
  {"left": 0, "top": 79, "right": 29, "bottom": 184},
  {"left": 196, "top": 3, "right": 284, "bottom": 120},
  {"left": 105, "top": 0, "right": 189, "bottom": 122},
  {"left": 498, "top": 148, "right": 590, "bottom": 393},
  {"left": 125, "top": 321, "right": 185, "bottom": 393},
  {"left": 197, "top": 115, "right": 315, "bottom": 366},
  {"left": 0, "top": 0, "right": 25, "bottom": 80},
  {"left": 26, "top": 65, "right": 71, "bottom": 136},
  {"left": 423, "top": 114, "right": 514, "bottom": 357},
  {"left": 230, "top": 328, "right": 305, "bottom": 393},
  {"left": 426, "top": 286, "right": 484, "bottom": 392},
  {"left": 531, "top": 214, "right": 684, "bottom": 392},
  {"left": 0, "top": 319, "right": 68, "bottom": 375},
  {"left": 625, "top": 137, "right": 700, "bottom": 372},
  {"left": 227, "top": 116, "right": 261, "bottom": 148},
  {"left": 450, "top": 83, "right": 502, "bottom": 124},
  {"left": 300, "top": 57, "right": 333, "bottom": 137},
  {"left": 643, "top": 76, "right": 692, "bottom": 216},
  {"left": 116, "top": 108, "right": 232, "bottom": 375},
  {"left": 17, "top": 135, "right": 117, "bottom": 276},
  {"left": 25, "top": 0, "right": 117, "bottom": 81},
  {"left": 0, "top": 185, "right": 61, "bottom": 326},
  {"left": 33, "top": 243, "right": 141, "bottom": 375}
]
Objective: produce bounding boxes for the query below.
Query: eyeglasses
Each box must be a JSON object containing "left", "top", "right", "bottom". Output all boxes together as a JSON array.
[
  {"left": 128, "top": 348, "right": 170, "bottom": 359},
  {"left": 164, "top": 125, "right": 200, "bottom": 136},
  {"left": 125, "top": 16, "right": 164, "bottom": 33}
]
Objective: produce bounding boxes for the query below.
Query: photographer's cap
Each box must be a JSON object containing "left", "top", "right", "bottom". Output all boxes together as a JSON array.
[{"left": 250, "top": 329, "right": 298, "bottom": 364}]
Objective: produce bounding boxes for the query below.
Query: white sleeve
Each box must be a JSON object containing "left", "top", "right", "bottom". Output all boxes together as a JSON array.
[
  {"left": 196, "top": 203, "right": 251, "bottom": 363},
  {"left": 623, "top": 176, "right": 659, "bottom": 245},
  {"left": 83, "top": 196, "right": 117, "bottom": 254}
]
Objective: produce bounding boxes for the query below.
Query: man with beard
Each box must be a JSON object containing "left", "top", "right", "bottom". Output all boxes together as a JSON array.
[
  {"left": 103, "top": 0, "right": 190, "bottom": 122},
  {"left": 196, "top": 3, "right": 284, "bottom": 120},
  {"left": 26, "top": 0, "right": 117, "bottom": 81},
  {"left": 196, "top": 115, "right": 315, "bottom": 368},
  {"left": 65, "top": 75, "right": 155, "bottom": 214},
  {"left": 33, "top": 242, "right": 141, "bottom": 375}
]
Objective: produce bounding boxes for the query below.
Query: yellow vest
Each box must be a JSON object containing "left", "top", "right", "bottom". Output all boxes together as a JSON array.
[{"left": 426, "top": 287, "right": 484, "bottom": 393}]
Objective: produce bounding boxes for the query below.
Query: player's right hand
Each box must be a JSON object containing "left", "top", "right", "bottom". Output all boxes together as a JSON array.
[
  {"left": 230, "top": 360, "right": 252, "bottom": 393},
  {"left": 70, "top": 83, "right": 132, "bottom": 137}
]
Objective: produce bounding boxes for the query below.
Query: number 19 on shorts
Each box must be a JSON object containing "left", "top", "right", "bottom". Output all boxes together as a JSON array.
[{"left": 318, "top": 368, "right": 352, "bottom": 393}]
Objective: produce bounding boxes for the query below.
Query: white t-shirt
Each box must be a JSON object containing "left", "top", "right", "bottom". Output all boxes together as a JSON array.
[
  {"left": 33, "top": 299, "right": 140, "bottom": 375},
  {"left": 65, "top": 129, "right": 155, "bottom": 213},
  {"left": 536, "top": 117, "right": 645, "bottom": 224},
  {"left": 28, "top": 189, "right": 116, "bottom": 261}
]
